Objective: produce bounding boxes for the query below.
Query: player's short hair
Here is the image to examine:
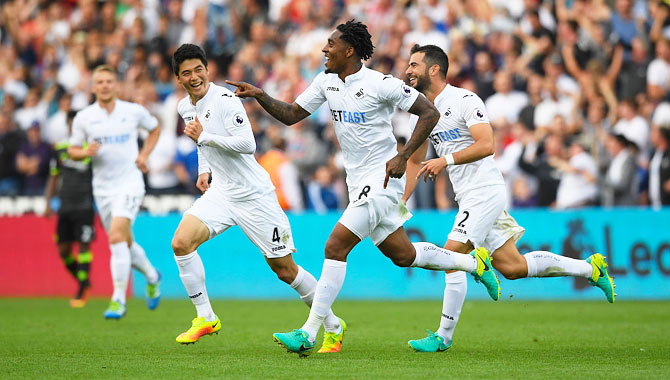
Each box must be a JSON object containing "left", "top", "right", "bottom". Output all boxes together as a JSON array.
[
  {"left": 336, "top": 20, "right": 374, "bottom": 61},
  {"left": 410, "top": 44, "right": 449, "bottom": 79},
  {"left": 92, "top": 65, "right": 118, "bottom": 79},
  {"left": 172, "top": 44, "right": 208, "bottom": 76}
]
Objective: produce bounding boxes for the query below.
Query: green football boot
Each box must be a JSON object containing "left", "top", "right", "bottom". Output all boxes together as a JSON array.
[
  {"left": 408, "top": 330, "right": 452, "bottom": 352},
  {"left": 273, "top": 329, "right": 315, "bottom": 357},
  {"left": 586, "top": 254, "right": 616, "bottom": 303},
  {"left": 470, "top": 247, "right": 501, "bottom": 301}
]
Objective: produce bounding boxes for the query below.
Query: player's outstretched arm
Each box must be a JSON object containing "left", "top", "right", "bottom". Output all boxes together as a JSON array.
[
  {"left": 225, "top": 80, "right": 310, "bottom": 126},
  {"left": 385, "top": 95, "right": 439, "bottom": 188}
]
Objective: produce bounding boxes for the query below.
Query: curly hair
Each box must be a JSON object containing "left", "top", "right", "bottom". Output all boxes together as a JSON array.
[{"left": 336, "top": 20, "right": 374, "bottom": 61}]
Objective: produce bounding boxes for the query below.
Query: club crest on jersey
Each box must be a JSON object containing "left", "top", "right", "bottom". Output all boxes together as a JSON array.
[
  {"left": 474, "top": 108, "right": 486, "bottom": 120},
  {"left": 355, "top": 88, "right": 365, "bottom": 99},
  {"left": 401, "top": 84, "right": 412, "bottom": 97},
  {"left": 233, "top": 113, "right": 245, "bottom": 126},
  {"left": 205, "top": 110, "right": 211, "bottom": 120}
]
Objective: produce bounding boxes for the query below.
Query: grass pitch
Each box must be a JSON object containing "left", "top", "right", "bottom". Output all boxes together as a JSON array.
[{"left": 0, "top": 299, "right": 668, "bottom": 379}]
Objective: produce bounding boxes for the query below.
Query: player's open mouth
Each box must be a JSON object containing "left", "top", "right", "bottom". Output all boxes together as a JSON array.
[
  {"left": 408, "top": 76, "right": 417, "bottom": 86},
  {"left": 191, "top": 81, "right": 203, "bottom": 90}
]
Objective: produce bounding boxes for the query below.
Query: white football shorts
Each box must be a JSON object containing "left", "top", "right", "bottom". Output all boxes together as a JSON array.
[
  {"left": 184, "top": 189, "right": 296, "bottom": 258},
  {"left": 448, "top": 184, "right": 525, "bottom": 251},
  {"left": 338, "top": 175, "right": 412, "bottom": 246},
  {"left": 94, "top": 192, "right": 144, "bottom": 232}
]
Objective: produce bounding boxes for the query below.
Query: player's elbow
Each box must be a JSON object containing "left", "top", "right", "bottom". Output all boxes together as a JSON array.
[
  {"left": 241, "top": 139, "right": 256, "bottom": 154},
  {"left": 483, "top": 140, "right": 495, "bottom": 157}
]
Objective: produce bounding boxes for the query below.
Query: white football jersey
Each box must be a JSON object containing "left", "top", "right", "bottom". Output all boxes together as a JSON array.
[
  {"left": 177, "top": 83, "right": 274, "bottom": 201},
  {"left": 70, "top": 100, "right": 158, "bottom": 196},
  {"left": 296, "top": 66, "right": 419, "bottom": 199},
  {"left": 409, "top": 84, "right": 504, "bottom": 200}
]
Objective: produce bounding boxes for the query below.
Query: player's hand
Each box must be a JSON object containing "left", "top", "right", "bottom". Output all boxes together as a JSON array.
[
  {"left": 196, "top": 172, "right": 211, "bottom": 193},
  {"left": 225, "top": 80, "right": 263, "bottom": 98},
  {"left": 86, "top": 142, "right": 100, "bottom": 157},
  {"left": 184, "top": 116, "right": 204, "bottom": 142},
  {"left": 44, "top": 203, "right": 54, "bottom": 218},
  {"left": 417, "top": 157, "right": 447, "bottom": 182},
  {"left": 136, "top": 153, "right": 149, "bottom": 173},
  {"left": 384, "top": 154, "right": 407, "bottom": 189}
]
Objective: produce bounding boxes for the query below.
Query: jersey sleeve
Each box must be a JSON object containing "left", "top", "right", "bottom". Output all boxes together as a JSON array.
[
  {"left": 460, "top": 94, "right": 490, "bottom": 128},
  {"left": 136, "top": 104, "right": 159, "bottom": 131},
  {"left": 377, "top": 75, "right": 419, "bottom": 112},
  {"left": 69, "top": 113, "right": 86, "bottom": 147},
  {"left": 295, "top": 72, "right": 327, "bottom": 114},
  {"left": 197, "top": 146, "right": 211, "bottom": 175},
  {"left": 197, "top": 96, "right": 256, "bottom": 154}
]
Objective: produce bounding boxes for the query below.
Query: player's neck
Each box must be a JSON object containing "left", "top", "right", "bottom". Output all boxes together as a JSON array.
[
  {"left": 98, "top": 98, "right": 116, "bottom": 114},
  {"left": 338, "top": 62, "right": 363, "bottom": 82},
  {"left": 189, "top": 82, "right": 211, "bottom": 105},
  {"left": 425, "top": 81, "right": 447, "bottom": 103}
]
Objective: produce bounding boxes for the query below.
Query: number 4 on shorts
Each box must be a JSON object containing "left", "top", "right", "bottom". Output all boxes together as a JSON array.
[{"left": 272, "top": 227, "right": 280, "bottom": 243}]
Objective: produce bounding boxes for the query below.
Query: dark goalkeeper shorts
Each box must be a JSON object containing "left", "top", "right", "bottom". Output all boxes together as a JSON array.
[{"left": 56, "top": 209, "right": 95, "bottom": 244}]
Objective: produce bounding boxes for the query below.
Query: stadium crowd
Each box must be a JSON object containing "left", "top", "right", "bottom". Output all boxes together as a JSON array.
[{"left": 1, "top": 0, "right": 670, "bottom": 212}]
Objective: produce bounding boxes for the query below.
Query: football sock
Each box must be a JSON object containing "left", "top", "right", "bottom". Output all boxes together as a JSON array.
[
  {"left": 437, "top": 272, "right": 467, "bottom": 343},
  {"left": 301, "top": 259, "right": 347, "bottom": 342},
  {"left": 75, "top": 250, "right": 92, "bottom": 299},
  {"left": 524, "top": 251, "right": 593, "bottom": 278},
  {"left": 174, "top": 251, "right": 216, "bottom": 321},
  {"left": 61, "top": 253, "right": 78, "bottom": 278},
  {"left": 130, "top": 242, "right": 159, "bottom": 284},
  {"left": 411, "top": 242, "right": 477, "bottom": 272},
  {"left": 289, "top": 265, "right": 341, "bottom": 333},
  {"left": 110, "top": 242, "right": 131, "bottom": 304}
]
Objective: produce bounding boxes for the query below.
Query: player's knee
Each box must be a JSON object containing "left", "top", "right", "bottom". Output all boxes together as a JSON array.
[
  {"left": 171, "top": 235, "right": 194, "bottom": 256},
  {"left": 108, "top": 231, "right": 125, "bottom": 244},
  {"left": 272, "top": 267, "right": 295, "bottom": 284},
  {"left": 324, "top": 240, "right": 348, "bottom": 261},
  {"left": 390, "top": 253, "right": 414, "bottom": 267},
  {"left": 499, "top": 265, "right": 526, "bottom": 280}
]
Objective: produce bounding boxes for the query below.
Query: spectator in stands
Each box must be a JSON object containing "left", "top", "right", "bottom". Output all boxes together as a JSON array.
[
  {"left": 44, "top": 93, "right": 72, "bottom": 146},
  {"left": 472, "top": 51, "right": 496, "bottom": 101},
  {"left": 601, "top": 133, "right": 638, "bottom": 206},
  {"left": 258, "top": 125, "right": 304, "bottom": 212},
  {"left": 647, "top": 38, "right": 670, "bottom": 103},
  {"left": 15, "top": 122, "right": 51, "bottom": 195},
  {"left": 511, "top": 176, "right": 537, "bottom": 208},
  {"left": 485, "top": 71, "right": 529, "bottom": 127},
  {"left": 518, "top": 133, "right": 565, "bottom": 207},
  {"left": 613, "top": 98, "right": 650, "bottom": 161},
  {"left": 306, "top": 165, "right": 339, "bottom": 214},
  {"left": 0, "top": 114, "right": 24, "bottom": 196},
  {"left": 648, "top": 125, "right": 670, "bottom": 207},
  {"left": 14, "top": 87, "right": 50, "bottom": 131},
  {"left": 618, "top": 37, "right": 650, "bottom": 100},
  {"left": 553, "top": 137, "right": 599, "bottom": 209}
]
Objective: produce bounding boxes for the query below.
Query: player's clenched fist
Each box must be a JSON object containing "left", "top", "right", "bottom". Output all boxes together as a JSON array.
[
  {"left": 196, "top": 172, "right": 211, "bottom": 193},
  {"left": 225, "top": 80, "right": 263, "bottom": 98},
  {"left": 184, "top": 116, "right": 203, "bottom": 142}
]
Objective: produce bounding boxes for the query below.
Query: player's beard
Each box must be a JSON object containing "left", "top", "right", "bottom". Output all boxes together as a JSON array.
[{"left": 413, "top": 69, "right": 431, "bottom": 93}]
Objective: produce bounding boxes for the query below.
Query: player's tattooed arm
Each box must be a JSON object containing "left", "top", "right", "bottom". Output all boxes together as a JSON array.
[
  {"left": 384, "top": 94, "right": 439, "bottom": 188},
  {"left": 226, "top": 80, "right": 309, "bottom": 125},
  {"left": 402, "top": 94, "right": 440, "bottom": 160}
]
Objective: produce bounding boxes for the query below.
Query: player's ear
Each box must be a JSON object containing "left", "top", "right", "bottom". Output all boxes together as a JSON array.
[{"left": 346, "top": 46, "right": 355, "bottom": 59}]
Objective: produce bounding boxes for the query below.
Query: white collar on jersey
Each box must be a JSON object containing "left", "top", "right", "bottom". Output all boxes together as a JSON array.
[
  {"left": 192, "top": 82, "right": 216, "bottom": 106},
  {"left": 338, "top": 64, "right": 367, "bottom": 85},
  {"left": 433, "top": 84, "right": 452, "bottom": 104}
]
